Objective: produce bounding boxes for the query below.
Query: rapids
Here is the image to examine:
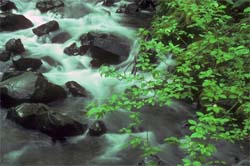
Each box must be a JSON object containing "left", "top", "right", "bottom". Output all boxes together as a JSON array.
[{"left": 0, "top": 0, "right": 249, "bottom": 165}]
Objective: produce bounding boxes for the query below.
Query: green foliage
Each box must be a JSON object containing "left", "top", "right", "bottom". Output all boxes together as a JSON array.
[{"left": 87, "top": 0, "right": 250, "bottom": 165}]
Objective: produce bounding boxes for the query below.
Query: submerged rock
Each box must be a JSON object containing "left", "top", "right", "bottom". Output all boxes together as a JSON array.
[
  {"left": 36, "top": 0, "right": 64, "bottom": 13},
  {"left": 0, "top": 50, "right": 11, "bottom": 61},
  {"left": 12, "top": 57, "right": 43, "bottom": 71},
  {"left": 0, "top": 0, "right": 17, "bottom": 12},
  {"left": 0, "top": 14, "right": 33, "bottom": 31},
  {"left": 5, "top": 38, "right": 25, "bottom": 54},
  {"left": 0, "top": 72, "right": 67, "bottom": 107},
  {"left": 1, "top": 71, "right": 23, "bottom": 81},
  {"left": 65, "top": 81, "right": 88, "bottom": 97},
  {"left": 79, "top": 31, "right": 131, "bottom": 67},
  {"left": 32, "top": 20, "right": 59, "bottom": 36},
  {"left": 51, "top": 31, "right": 71, "bottom": 43},
  {"left": 88, "top": 120, "right": 107, "bottom": 136},
  {"left": 7, "top": 103, "right": 88, "bottom": 139}
]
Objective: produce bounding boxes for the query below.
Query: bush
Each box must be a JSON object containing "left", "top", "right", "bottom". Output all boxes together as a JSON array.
[{"left": 88, "top": 0, "right": 250, "bottom": 165}]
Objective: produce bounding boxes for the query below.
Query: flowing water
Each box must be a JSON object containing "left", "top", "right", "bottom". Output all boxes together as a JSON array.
[{"left": 0, "top": 0, "right": 249, "bottom": 165}]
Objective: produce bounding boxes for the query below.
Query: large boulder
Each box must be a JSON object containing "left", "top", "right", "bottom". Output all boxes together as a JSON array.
[
  {"left": 12, "top": 57, "right": 43, "bottom": 71},
  {"left": 65, "top": 81, "right": 88, "bottom": 97},
  {"left": 5, "top": 38, "right": 25, "bottom": 54},
  {"left": 0, "top": 0, "right": 17, "bottom": 11},
  {"left": 0, "top": 14, "right": 33, "bottom": 32},
  {"left": 7, "top": 103, "right": 88, "bottom": 139},
  {"left": 79, "top": 32, "right": 131, "bottom": 67},
  {"left": 32, "top": 20, "right": 59, "bottom": 37},
  {"left": 0, "top": 72, "right": 67, "bottom": 107},
  {"left": 36, "top": 0, "right": 64, "bottom": 13}
]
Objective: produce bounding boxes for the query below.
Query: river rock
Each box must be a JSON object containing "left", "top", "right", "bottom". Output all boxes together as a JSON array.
[
  {"left": 0, "top": 50, "right": 11, "bottom": 61},
  {"left": 7, "top": 103, "right": 88, "bottom": 139},
  {"left": 103, "top": 0, "right": 115, "bottom": 6},
  {"left": 32, "top": 20, "right": 59, "bottom": 36},
  {"left": 0, "top": 72, "right": 67, "bottom": 107},
  {"left": 36, "top": 0, "right": 64, "bottom": 13},
  {"left": 137, "top": 155, "right": 166, "bottom": 166},
  {"left": 65, "top": 81, "right": 88, "bottom": 97},
  {"left": 135, "top": 0, "right": 156, "bottom": 10},
  {"left": 12, "top": 57, "right": 43, "bottom": 71},
  {"left": 51, "top": 31, "right": 71, "bottom": 43},
  {"left": 0, "top": 0, "right": 17, "bottom": 11},
  {"left": 5, "top": 38, "right": 25, "bottom": 54},
  {"left": 64, "top": 43, "right": 79, "bottom": 55},
  {"left": 0, "top": 14, "right": 33, "bottom": 31},
  {"left": 116, "top": 3, "right": 138, "bottom": 14},
  {"left": 79, "top": 32, "right": 130, "bottom": 67},
  {"left": 1, "top": 71, "right": 23, "bottom": 81},
  {"left": 88, "top": 120, "right": 107, "bottom": 136}
]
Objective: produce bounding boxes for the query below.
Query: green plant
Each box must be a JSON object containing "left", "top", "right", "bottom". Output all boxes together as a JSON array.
[{"left": 87, "top": 0, "right": 250, "bottom": 165}]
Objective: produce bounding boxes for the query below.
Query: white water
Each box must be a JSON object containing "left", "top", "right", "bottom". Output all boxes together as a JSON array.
[{"left": 0, "top": 0, "right": 137, "bottom": 103}]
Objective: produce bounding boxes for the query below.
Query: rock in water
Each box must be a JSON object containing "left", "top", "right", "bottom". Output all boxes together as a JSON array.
[
  {"left": 103, "top": 0, "right": 115, "bottom": 6},
  {"left": 12, "top": 57, "right": 43, "bottom": 71},
  {"left": 32, "top": 20, "right": 59, "bottom": 36},
  {"left": 88, "top": 120, "right": 107, "bottom": 136},
  {"left": 36, "top": 0, "right": 64, "bottom": 13},
  {"left": 63, "top": 43, "right": 80, "bottom": 55},
  {"left": 5, "top": 38, "right": 25, "bottom": 54},
  {"left": 65, "top": 81, "right": 88, "bottom": 97},
  {"left": 7, "top": 103, "right": 88, "bottom": 139},
  {"left": 0, "top": 0, "right": 17, "bottom": 11},
  {"left": 0, "top": 14, "right": 33, "bottom": 31},
  {"left": 137, "top": 155, "right": 166, "bottom": 166},
  {"left": 51, "top": 31, "right": 71, "bottom": 43},
  {"left": 0, "top": 50, "right": 11, "bottom": 61},
  {"left": 0, "top": 72, "right": 67, "bottom": 107},
  {"left": 79, "top": 32, "right": 131, "bottom": 67}
]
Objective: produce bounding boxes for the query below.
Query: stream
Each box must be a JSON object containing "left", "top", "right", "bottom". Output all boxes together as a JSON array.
[{"left": 0, "top": 0, "right": 249, "bottom": 165}]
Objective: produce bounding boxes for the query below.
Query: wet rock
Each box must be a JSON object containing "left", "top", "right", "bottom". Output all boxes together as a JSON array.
[
  {"left": 1, "top": 71, "right": 23, "bottom": 81},
  {"left": 51, "top": 31, "right": 71, "bottom": 43},
  {"left": 7, "top": 103, "right": 88, "bottom": 139},
  {"left": 103, "top": 0, "right": 115, "bottom": 6},
  {"left": 41, "top": 56, "right": 61, "bottom": 66},
  {"left": 79, "top": 45, "right": 89, "bottom": 55},
  {"left": 64, "top": 43, "right": 79, "bottom": 55},
  {"left": 88, "top": 120, "right": 107, "bottom": 136},
  {"left": 137, "top": 155, "right": 166, "bottom": 166},
  {"left": 65, "top": 81, "right": 88, "bottom": 97},
  {"left": 36, "top": 0, "right": 64, "bottom": 13},
  {"left": 135, "top": 0, "right": 156, "bottom": 10},
  {"left": 0, "top": 0, "right": 17, "bottom": 12},
  {"left": 0, "top": 72, "right": 67, "bottom": 107},
  {"left": 32, "top": 20, "right": 59, "bottom": 37},
  {"left": 79, "top": 32, "right": 130, "bottom": 67},
  {"left": 0, "top": 14, "right": 33, "bottom": 31},
  {"left": 0, "top": 50, "right": 11, "bottom": 61},
  {"left": 5, "top": 38, "right": 25, "bottom": 54},
  {"left": 12, "top": 57, "right": 43, "bottom": 71},
  {"left": 116, "top": 4, "right": 138, "bottom": 14}
]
